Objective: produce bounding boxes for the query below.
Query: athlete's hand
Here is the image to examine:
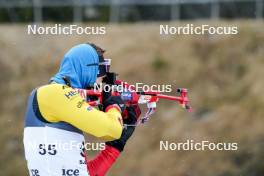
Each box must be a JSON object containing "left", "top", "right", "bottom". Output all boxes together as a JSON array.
[
  {"left": 103, "top": 96, "right": 125, "bottom": 113},
  {"left": 123, "top": 104, "right": 141, "bottom": 120},
  {"left": 106, "top": 106, "right": 138, "bottom": 152}
]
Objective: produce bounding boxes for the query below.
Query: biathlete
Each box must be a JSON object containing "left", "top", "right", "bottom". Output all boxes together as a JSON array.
[{"left": 23, "top": 43, "right": 140, "bottom": 176}]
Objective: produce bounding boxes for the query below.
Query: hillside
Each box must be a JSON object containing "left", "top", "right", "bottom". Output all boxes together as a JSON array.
[{"left": 0, "top": 21, "right": 264, "bottom": 176}]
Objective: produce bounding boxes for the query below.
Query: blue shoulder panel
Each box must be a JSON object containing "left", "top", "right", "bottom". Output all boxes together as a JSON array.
[{"left": 24, "top": 89, "right": 83, "bottom": 134}]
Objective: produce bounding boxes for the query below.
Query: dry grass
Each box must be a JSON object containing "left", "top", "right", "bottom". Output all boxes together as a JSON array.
[{"left": 0, "top": 20, "right": 264, "bottom": 176}]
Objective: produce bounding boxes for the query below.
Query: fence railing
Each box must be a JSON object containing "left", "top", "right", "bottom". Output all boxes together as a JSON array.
[{"left": 0, "top": 0, "right": 263, "bottom": 22}]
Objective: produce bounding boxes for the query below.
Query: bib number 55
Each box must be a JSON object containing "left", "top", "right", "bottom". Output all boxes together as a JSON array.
[{"left": 38, "top": 144, "right": 57, "bottom": 155}]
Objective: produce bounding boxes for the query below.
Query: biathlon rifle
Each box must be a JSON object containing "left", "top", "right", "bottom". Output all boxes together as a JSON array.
[{"left": 78, "top": 72, "right": 192, "bottom": 125}]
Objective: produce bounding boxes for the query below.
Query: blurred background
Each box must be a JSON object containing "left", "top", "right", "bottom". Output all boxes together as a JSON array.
[{"left": 0, "top": 0, "right": 264, "bottom": 176}]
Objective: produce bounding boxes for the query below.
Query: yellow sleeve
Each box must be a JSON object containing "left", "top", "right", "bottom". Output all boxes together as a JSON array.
[{"left": 37, "top": 84, "right": 123, "bottom": 140}]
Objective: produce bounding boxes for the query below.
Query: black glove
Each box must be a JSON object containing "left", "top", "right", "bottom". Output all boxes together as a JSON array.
[
  {"left": 106, "top": 106, "right": 138, "bottom": 152},
  {"left": 103, "top": 95, "right": 125, "bottom": 113}
]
